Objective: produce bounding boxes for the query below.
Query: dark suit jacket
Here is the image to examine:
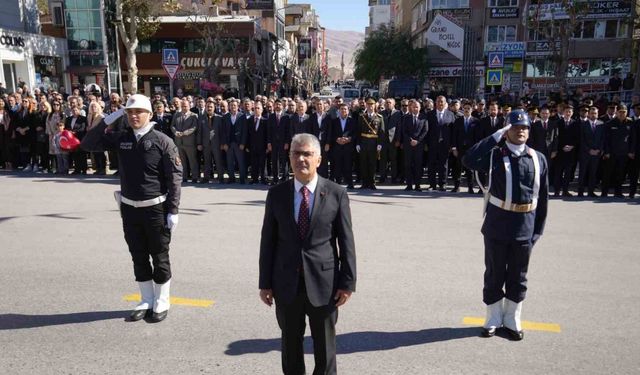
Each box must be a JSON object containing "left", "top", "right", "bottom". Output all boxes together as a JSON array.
[
  {"left": 400, "top": 113, "right": 428, "bottom": 146},
  {"left": 267, "top": 112, "right": 291, "bottom": 146},
  {"left": 380, "top": 109, "right": 403, "bottom": 144},
  {"left": 527, "top": 118, "right": 558, "bottom": 156},
  {"left": 426, "top": 109, "right": 455, "bottom": 149},
  {"left": 64, "top": 115, "right": 88, "bottom": 141},
  {"left": 451, "top": 116, "right": 479, "bottom": 151},
  {"left": 197, "top": 113, "right": 223, "bottom": 148},
  {"left": 331, "top": 116, "right": 357, "bottom": 145},
  {"left": 308, "top": 112, "right": 332, "bottom": 147},
  {"left": 170, "top": 111, "right": 198, "bottom": 147},
  {"left": 259, "top": 177, "right": 356, "bottom": 306},
  {"left": 289, "top": 113, "right": 310, "bottom": 136},
  {"left": 221, "top": 112, "right": 248, "bottom": 146},
  {"left": 556, "top": 117, "right": 579, "bottom": 149},
  {"left": 477, "top": 115, "right": 505, "bottom": 141},
  {"left": 579, "top": 120, "right": 605, "bottom": 153},
  {"left": 152, "top": 112, "right": 174, "bottom": 139},
  {"left": 248, "top": 115, "right": 268, "bottom": 153}
]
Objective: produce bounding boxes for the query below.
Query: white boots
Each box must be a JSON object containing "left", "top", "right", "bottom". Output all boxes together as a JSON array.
[
  {"left": 129, "top": 280, "right": 154, "bottom": 321},
  {"left": 482, "top": 298, "right": 524, "bottom": 340},
  {"left": 482, "top": 299, "right": 504, "bottom": 337},
  {"left": 503, "top": 299, "right": 524, "bottom": 340},
  {"left": 149, "top": 279, "right": 171, "bottom": 323},
  {"left": 129, "top": 279, "right": 171, "bottom": 323}
]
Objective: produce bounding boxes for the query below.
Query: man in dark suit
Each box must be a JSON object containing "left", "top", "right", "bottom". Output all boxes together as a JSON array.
[
  {"left": 248, "top": 101, "right": 268, "bottom": 184},
  {"left": 308, "top": 100, "right": 332, "bottom": 178},
  {"left": 331, "top": 103, "right": 356, "bottom": 189},
  {"left": 577, "top": 106, "right": 605, "bottom": 197},
  {"left": 379, "top": 98, "right": 403, "bottom": 183},
  {"left": 554, "top": 105, "right": 579, "bottom": 197},
  {"left": 267, "top": 99, "right": 291, "bottom": 184},
  {"left": 221, "top": 99, "right": 248, "bottom": 184},
  {"left": 197, "top": 101, "right": 225, "bottom": 183},
  {"left": 401, "top": 99, "right": 428, "bottom": 191},
  {"left": 527, "top": 107, "right": 558, "bottom": 161},
  {"left": 152, "top": 100, "right": 173, "bottom": 140},
  {"left": 451, "top": 101, "right": 479, "bottom": 193},
  {"left": 259, "top": 133, "right": 356, "bottom": 375},
  {"left": 290, "top": 101, "right": 310, "bottom": 136},
  {"left": 426, "top": 95, "right": 456, "bottom": 191}
]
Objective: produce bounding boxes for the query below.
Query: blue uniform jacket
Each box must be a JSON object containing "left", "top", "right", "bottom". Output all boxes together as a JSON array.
[{"left": 462, "top": 135, "right": 549, "bottom": 243}]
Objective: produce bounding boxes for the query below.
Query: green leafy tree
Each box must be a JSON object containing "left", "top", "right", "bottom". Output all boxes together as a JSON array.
[{"left": 353, "top": 25, "right": 428, "bottom": 85}]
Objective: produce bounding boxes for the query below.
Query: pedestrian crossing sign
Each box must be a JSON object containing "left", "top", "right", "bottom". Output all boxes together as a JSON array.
[
  {"left": 488, "top": 52, "right": 504, "bottom": 68},
  {"left": 162, "top": 48, "right": 179, "bottom": 65},
  {"left": 486, "top": 69, "right": 503, "bottom": 86}
]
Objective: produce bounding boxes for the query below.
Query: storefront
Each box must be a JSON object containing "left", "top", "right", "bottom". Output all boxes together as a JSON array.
[
  {"left": 427, "top": 62, "right": 485, "bottom": 97},
  {"left": 0, "top": 27, "right": 69, "bottom": 94}
]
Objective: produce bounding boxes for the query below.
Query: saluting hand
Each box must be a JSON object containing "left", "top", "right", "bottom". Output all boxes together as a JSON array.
[{"left": 334, "top": 289, "right": 352, "bottom": 307}]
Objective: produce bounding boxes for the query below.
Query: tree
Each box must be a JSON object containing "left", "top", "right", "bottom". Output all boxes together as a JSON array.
[
  {"left": 353, "top": 25, "right": 428, "bottom": 85},
  {"left": 525, "top": 1, "right": 590, "bottom": 92},
  {"left": 115, "top": 0, "right": 179, "bottom": 93}
]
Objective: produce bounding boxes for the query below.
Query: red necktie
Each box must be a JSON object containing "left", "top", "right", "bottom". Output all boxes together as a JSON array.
[{"left": 298, "top": 186, "right": 310, "bottom": 239}]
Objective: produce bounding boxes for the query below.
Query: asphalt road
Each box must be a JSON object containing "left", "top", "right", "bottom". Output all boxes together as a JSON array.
[{"left": 1, "top": 172, "right": 639, "bottom": 374}]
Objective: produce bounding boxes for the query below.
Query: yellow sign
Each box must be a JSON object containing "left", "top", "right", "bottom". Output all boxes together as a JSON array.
[{"left": 513, "top": 61, "right": 523, "bottom": 73}]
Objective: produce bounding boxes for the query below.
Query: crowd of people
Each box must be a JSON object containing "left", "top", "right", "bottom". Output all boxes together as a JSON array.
[{"left": 1, "top": 82, "right": 638, "bottom": 199}]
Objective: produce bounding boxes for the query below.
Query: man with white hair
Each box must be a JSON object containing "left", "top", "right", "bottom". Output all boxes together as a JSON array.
[{"left": 81, "top": 94, "right": 183, "bottom": 323}]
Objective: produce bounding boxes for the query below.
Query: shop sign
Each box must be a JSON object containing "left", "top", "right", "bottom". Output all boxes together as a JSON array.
[
  {"left": 526, "top": 41, "right": 562, "bottom": 56},
  {"left": 566, "top": 77, "right": 609, "bottom": 85},
  {"left": 426, "top": 14, "right": 464, "bottom": 60},
  {"left": 432, "top": 8, "right": 471, "bottom": 21},
  {"left": 428, "top": 64, "right": 485, "bottom": 77},
  {"left": 0, "top": 34, "right": 26, "bottom": 48},
  {"left": 528, "top": 1, "right": 632, "bottom": 21},
  {"left": 69, "top": 50, "right": 102, "bottom": 56},
  {"left": 490, "top": 7, "right": 519, "bottom": 18},
  {"left": 180, "top": 57, "right": 248, "bottom": 69},
  {"left": 484, "top": 42, "right": 525, "bottom": 58}
]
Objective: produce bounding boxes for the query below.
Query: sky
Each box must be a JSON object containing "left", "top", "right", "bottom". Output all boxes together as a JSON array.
[{"left": 287, "top": 0, "right": 369, "bottom": 33}]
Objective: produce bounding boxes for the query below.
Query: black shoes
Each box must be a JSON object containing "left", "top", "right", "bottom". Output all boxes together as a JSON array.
[
  {"left": 481, "top": 327, "right": 496, "bottom": 338},
  {"left": 404, "top": 185, "right": 413, "bottom": 191},
  {"left": 129, "top": 309, "right": 151, "bottom": 322},
  {"left": 148, "top": 310, "right": 168, "bottom": 323},
  {"left": 503, "top": 327, "right": 524, "bottom": 341}
]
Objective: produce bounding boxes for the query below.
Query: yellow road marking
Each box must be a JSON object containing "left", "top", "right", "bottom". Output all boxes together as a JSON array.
[
  {"left": 123, "top": 294, "right": 215, "bottom": 308},
  {"left": 463, "top": 316, "right": 561, "bottom": 333}
]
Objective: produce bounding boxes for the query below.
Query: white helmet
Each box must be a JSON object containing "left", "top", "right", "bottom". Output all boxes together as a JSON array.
[{"left": 125, "top": 94, "right": 152, "bottom": 113}]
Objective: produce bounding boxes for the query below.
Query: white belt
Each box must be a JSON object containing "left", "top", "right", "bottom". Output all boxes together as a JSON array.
[
  {"left": 120, "top": 194, "right": 167, "bottom": 208},
  {"left": 488, "top": 195, "right": 537, "bottom": 213}
]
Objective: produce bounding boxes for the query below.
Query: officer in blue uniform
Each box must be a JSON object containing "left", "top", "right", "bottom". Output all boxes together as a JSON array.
[{"left": 462, "top": 109, "right": 549, "bottom": 341}]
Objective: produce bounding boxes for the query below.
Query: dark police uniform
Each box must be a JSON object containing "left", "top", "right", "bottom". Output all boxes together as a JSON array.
[
  {"left": 355, "top": 109, "right": 384, "bottom": 189},
  {"left": 462, "top": 110, "right": 549, "bottom": 340},
  {"left": 81, "top": 107, "right": 182, "bottom": 322},
  {"left": 602, "top": 114, "right": 636, "bottom": 197}
]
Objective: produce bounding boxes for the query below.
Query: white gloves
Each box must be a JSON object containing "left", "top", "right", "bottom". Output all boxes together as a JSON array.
[
  {"left": 492, "top": 124, "right": 512, "bottom": 142},
  {"left": 355, "top": 145, "right": 361, "bottom": 153},
  {"left": 167, "top": 213, "right": 179, "bottom": 232},
  {"left": 376, "top": 145, "right": 382, "bottom": 152},
  {"left": 105, "top": 108, "right": 125, "bottom": 125}
]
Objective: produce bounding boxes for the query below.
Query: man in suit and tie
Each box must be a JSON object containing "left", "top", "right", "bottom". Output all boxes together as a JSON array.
[
  {"left": 248, "top": 101, "right": 268, "bottom": 184},
  {"left": 197, "top": 101, "right": 225, "bottom": 183},
  {"left": 331, "top": 103, "right": 356, "bottom": 189},
  {"left": 527, "top": 106, "right": 558, "bottom": 161},
  {"left": 221, "top": 99, "right": 248, "bottom": 184},
  {"left": 426, "top": 95, "right": 456, "bottom": 191},
  {"left": 578, "top": 106, "right": 605, "bottom": 197},
  {"left": 451, "top": 101, "right": 479, "bottom": 193},
  {"left": 267, "top": 99, "right": 291, "bottom": 184},
  {"left": 191, "top": 97, "right": 206, "bottom": 117},
  {"left": 380, "top": 98, "right": 403, "bottom": 184},
  {"left": 152, "top": 101, "right": 174, "bottom": 140},
  {"left": 401, "top": 99, "right": 428, "bottom": 191},
  {"left": 290, "top": 101, "right": 310, "bottom": 136},
  {"left": 259, "top": 133, "right": 356, "bottom": 375},
  {"left": 308, "top": 99, "right": 332, "bottom": 178},
  {"left": 171, "top": 98, "right": 199, "bottom": 183},
  {"left": 554, "top": 105, "right": 579, "bottom": 197}
]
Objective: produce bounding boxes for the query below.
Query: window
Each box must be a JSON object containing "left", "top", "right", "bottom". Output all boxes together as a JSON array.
[
  {"left": 487, "top": 25, "right": 517, "bottom": 43},
  {"left": 52, "top": 2, "right": 64, "bottom": 26},
  {"left": 525, "top": 59, "right": 555, "bottom": 78},
  {"left": 431, "top": 0, "right": 469, "bottom": 9},
  {"left": 489, "top": 0, "right": 517, "bottom": 6},
  {"left": 573, "top": 20, "right": 628, "bottom": 39}
]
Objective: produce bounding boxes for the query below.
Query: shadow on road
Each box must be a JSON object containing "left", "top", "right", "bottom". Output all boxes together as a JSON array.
[
  {"left": 0, "top": 310, "right": 131, "bottom": 329},
  {"left": 225, "top": 327, "right": 479, "bottom": 355}
]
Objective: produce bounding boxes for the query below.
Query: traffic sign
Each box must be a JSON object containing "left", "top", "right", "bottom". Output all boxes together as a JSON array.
[
  {"left": 488, "top": 52, "right": 504, "bottom": 68},
  {"left": 486, "top": 69, "right": 503, "bottom": 86},
  {"left": 163, "top": 64, "right": 180, "bottom": 80},
  {"left": 162, "top": 48, "right": 179, "bottom": 65}
]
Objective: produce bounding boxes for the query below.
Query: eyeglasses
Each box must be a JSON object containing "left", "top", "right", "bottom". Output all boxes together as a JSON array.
[{"left": 290, "top": 150, "right": 315, "bottom": 158}]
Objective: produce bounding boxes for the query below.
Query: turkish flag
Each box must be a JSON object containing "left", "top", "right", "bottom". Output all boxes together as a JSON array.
[{"left": 59, "top": 130, "right": 80, "bottom": 151}]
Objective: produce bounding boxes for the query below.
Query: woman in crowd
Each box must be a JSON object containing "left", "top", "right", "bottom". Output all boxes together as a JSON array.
[
  {"left": 86, "top": 100, "right": 106, "bottom": 175},
  {"left": 14, "top": 97, "right": 35, "bottom": 170},
  {"left": 46, "top": 101, "right": 65, "bottom": 173},
  {"left": 0, "top": 99, "right": 15, "bottom": 170},
  {"left": 33, "top": 99, "right": 51, "bottom": 172},
  {"left": 65, "top": 106, "right": 87, "bottom": 174}
]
